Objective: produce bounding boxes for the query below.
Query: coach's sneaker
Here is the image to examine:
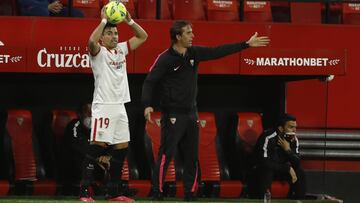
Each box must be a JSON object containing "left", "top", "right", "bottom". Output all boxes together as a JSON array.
[
  {"left": 151, "top": 191, "right": 164, "bottom": 201},
  {"left": 79, "top": 187, "right": 95, "bottom": 202},
  {"left": 184, "top": 192, "right": 197, "bottom": 202},
  {"left": 107, "top": 195, "right": 134, "bottom": 202}
]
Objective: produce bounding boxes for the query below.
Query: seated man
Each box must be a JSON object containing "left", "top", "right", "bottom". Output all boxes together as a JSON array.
[
  {"left": 62, "top": 103, "right": 110, "bottom": 195},
  {"left": 253, "top": 114, "right": 306, "bottom": 199},
  {"left": 17, "top": 0, "right": 83, "bottom": 17}
]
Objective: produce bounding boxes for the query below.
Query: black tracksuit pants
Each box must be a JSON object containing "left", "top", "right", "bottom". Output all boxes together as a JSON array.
[
  {"left": 152, "top": 111, "right": 199, "bottom": 195},
  {"left": 257, "top": 164, "right": 306, "bottom": 199}
]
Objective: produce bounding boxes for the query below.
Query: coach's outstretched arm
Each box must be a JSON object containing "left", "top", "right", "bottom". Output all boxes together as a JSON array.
[
  {"left": 88, "top": 8, "right": 108, "bottom": 56},
  {"left": 124, "top": 12, "right": 148, "bottom": 51},
  {"left": 246, "top": 32, "right": 270, "bottom": 47}
]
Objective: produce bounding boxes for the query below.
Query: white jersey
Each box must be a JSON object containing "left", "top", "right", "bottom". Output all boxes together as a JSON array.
[{"left": 90, "top": 42, "right": 130, "bottom": 104}]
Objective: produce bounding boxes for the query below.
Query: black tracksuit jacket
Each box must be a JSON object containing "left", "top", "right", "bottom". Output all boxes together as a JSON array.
[
  {"left": 141, "top": 42, "right": 250, "bottom": 113},
  {"left": 254, "top": 129, "right": 301, "bottom": 173}
]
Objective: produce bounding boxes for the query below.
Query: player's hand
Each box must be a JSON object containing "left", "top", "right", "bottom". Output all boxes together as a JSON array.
[
  {"left": 144, "top": 107, "right": 154, "bottom": 124},
  {"left": 101, "top": 6, "right": 108, "bottom": 20},
  {"left": 124, "top": 11, "right": 132, "bottom": 24},
  {"left": 289, "top": 167, "right": 298, "bottom": 183},
  {"left": 246, "top": 32, "right": 270, "bottom": 47},
  {"left": 98, "top": 155, "right": 111, "bottom": 169},
  {"left": 278, "top": 136, "right": 291, "bottom": 151}
]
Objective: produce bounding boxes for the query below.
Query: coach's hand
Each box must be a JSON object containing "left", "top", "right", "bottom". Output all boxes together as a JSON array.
[
  {"left": 246, "top": 32, "right": 270, "bottom": 47},
  {"left": 144, "top": 107, "right": 154, "bottom": 124}
]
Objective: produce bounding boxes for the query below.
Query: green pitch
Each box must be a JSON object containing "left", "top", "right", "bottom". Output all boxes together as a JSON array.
[{"left": 0, "top": 196, "right": 337, "bottom": 203}]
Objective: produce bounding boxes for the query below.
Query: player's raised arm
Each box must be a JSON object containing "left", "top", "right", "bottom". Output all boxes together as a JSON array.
[
  {"left": 124, "top": 12, "right": 148, "bottom": 51},
  {"left": 88, "top": 7, "right": 108, "bottom": 56}
]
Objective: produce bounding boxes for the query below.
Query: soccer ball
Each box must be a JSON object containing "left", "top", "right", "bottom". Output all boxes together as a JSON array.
[{"left": 105, "top": 1, "right": 127, "bottom": 24}]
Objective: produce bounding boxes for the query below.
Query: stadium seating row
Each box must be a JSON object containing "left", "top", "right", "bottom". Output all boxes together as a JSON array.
[
  {"left": 1, "top": 0, "right": 360, "bottom": 24},
  {"left": 0, "top": 109, "right": 291, "bottom": 198}
]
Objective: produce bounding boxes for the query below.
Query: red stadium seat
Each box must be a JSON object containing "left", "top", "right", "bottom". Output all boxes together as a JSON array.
[
  {"left": 198, "top": 112, "right": 243, "bottom": 198},
  {"left": 6, "top": 110, "right": 57, "bottom": 195},
  {"left": 271, "top": 181, "right": 290, "bottom": 198},
  {"left": 73, "top": 0, "right": 101, "bottom": 18},
  {"left": 172, "top": 0, "right": 206, "bottom": 20},
  {"left": 290, "top": 2, "right": 322, "bottom": 24},
  {"left": 237, "top": 112, "right": 263, "bottom": 154},
  {"left": 0, "top": 180, "right": 10, "bottom": 196},
  {"left": 51, "top": 110, "right": 77, "bottom": 145},
  {"left": 120, "top": 154, "right": 152, "bottom": 197},
  {"left": 6, "top": 110, "right": 37, "bottom": 181},
  {"left": 206, "top": 0, "right": 239, "bottom": 21},
  {"left": 342, "top": 3, "right": 360, "bottom": 24},
  {"left": 137, "top": 0, "right": 172, "bottom": 19},
  {"left": 243, "top": 0, "right": 272, "bottom": 22},
  {"left": 144, "top": 112, "right": 182, "bottom": 196},
  {"left": 270, "top": 1, "right": 290, "bottom": 22}
]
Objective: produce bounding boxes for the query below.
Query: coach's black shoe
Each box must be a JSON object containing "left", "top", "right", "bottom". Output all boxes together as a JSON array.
[
  {"left": 184, "top": 192, "right": 197, "bottom": 202},
  {"left": 151, "top": 191, "right": 164, "bottom": 201}
]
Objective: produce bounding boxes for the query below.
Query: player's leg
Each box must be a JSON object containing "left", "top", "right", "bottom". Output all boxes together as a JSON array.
[
  {"left": 79, "top": 141, "right": 107, "bottom": 201},
  {"left": 104, "top": 104, "right": 134, "bottom": 201},
  {"left": 151, "top": 113, "right": 187, "bottom": 200},
  {"left": 289, "top": 166, "right": 306, "bottom": 199},
  {"left": 106, "top": 142, "right": 129, "bottom": 200},
  {"left": 179, "top": 112, "right": 199, "bottom": 201},
  {"left": 79, "top": 103, "right": 113, "bottom": 201}
]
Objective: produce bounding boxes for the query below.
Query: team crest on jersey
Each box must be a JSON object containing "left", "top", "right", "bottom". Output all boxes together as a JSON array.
[
  {"left": 200, "top": 120, "right": 206, "bottom": 128},
  {"left": 16, "top": 117, "right": 24, "bottom": 126},
  {"left": 155, "top": 119, "right": 161, "bottom": 127},
  {"left": 170, "top": 118, "right": 176, "bottom": 124},
  {"left": 190, "top": 59, "right": 194, "bottom": 66},
  {"left": 247, "top": 119, "right": 254, "bottom": 128}
]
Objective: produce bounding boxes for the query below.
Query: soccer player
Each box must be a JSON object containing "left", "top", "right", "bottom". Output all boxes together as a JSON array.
[
  {"left": 141, "top": 20, "right": 269, "bottom": 201},
  {"left": 79, "top": 8, "right": 147, "bottom": 202}
]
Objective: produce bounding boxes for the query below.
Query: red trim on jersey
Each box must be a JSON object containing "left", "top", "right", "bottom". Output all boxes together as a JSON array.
[
  {"left": 149, "top": 49, "right": 167, "bottom": 72},
  {"left": 106, "top": 47, "right": 113, "bottom": 53},
  {"left": 92, "top": 118, "right": 98, "bottom": 141}
]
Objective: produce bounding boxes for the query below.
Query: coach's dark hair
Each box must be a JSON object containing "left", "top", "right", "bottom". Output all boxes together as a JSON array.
[
  {"left": 102, "top": 23, "right": 117, "bottom": 33},
  {"left": 277, "top": 114, "right": 296, "bottom": 127},
  {"left": 170, "top": 20, "right": 192, "bottom": 44}
]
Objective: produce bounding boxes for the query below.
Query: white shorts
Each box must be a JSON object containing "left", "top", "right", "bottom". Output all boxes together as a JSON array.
[{"left": 90, "top": 103, "right": 130, "bottom": 145}]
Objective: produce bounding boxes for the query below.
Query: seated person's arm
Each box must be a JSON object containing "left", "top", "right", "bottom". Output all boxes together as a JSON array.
[{"left": 258, "top": 135, "right": 291, "bottom": 174}]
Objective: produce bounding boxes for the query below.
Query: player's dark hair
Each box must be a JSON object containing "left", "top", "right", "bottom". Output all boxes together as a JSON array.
[
  {"left": 277, "top": 114, "right": 296, "bottom": 127},
  {"left": 102, "top": 23, "right": 117, "bottom": 33},
  {"left": 170, "top": 20, "right": 192, "bottom": 44}
]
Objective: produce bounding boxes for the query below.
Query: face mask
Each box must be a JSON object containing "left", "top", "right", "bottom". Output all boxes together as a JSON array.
[
  {"left": 83, "top": 117, "right": 92, "bottom": 129},
  {"left": 284, "top": 132, "right": 296, "bottom": 141}
]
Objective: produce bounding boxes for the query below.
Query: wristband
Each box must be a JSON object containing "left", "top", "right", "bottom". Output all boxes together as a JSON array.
[
  {"left": 101, "top": 18, "right": 107, "bottom": 24},
  {"left": 127, "top": 19, "right": 135, "bottom": 26}
]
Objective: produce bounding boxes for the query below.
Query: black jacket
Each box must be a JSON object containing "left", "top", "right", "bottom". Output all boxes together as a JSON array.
[
  {"left": 141, "top": 42, "right": 249, "bottom": 113},
  {"left": 254, "top": 129, "right": 301, "bottom": 174}
]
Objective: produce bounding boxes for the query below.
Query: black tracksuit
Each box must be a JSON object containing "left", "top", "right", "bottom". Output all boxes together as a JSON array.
[
  {"left": 254, "top": 130, "right": 306, "bottom": 199},
  {"left": 142, "top": 42, "right": 249, "bottom": 195}
]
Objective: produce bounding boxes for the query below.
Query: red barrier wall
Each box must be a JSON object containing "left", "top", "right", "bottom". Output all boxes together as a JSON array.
[{"left": 1, "top": 16, "right": 360, "bottom": 128}]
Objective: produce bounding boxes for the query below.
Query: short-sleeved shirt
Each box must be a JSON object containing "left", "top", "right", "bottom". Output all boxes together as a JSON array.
[{"left": 90, "top": 42, "right": 130, "bottom": 104}]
